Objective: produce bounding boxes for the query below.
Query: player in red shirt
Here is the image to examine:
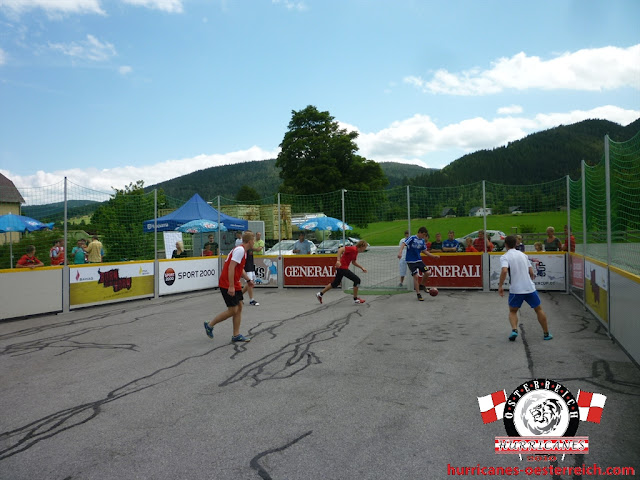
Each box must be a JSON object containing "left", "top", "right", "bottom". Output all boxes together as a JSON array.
[
  {"left": 203, "top": 231, "right": 255, "bottom": 342},
  {"left": 316, "top": 240, "right": 368, "bottom": 304},
  {"left": 16, "top": 245, "right": 44, "bottom": 269}
]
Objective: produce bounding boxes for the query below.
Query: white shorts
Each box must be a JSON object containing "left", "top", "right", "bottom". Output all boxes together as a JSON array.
[
  {"left": 246, "top": 271, "right": 255, "bottom": 282},
  {"left": 398, "top": 258, "right": 407, "bottom": 276}
]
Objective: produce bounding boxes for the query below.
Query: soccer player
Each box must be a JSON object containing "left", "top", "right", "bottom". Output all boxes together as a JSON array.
[
  {"left": 398, "top": 226, "right": 440, "bottom": 301},
  {"left": 204, "top": 231, "right": 255, "bottom": 343},
  {"left": 498, "top": 235, "right": 552, "bottom": 342},
  {"left": 316, "top": 240, "right": 368, "bottom": 304}
]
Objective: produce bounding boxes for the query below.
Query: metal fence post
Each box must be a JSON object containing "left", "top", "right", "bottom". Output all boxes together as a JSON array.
[
  {"left": 277, "top": 193, "right": 283, "bottom": 290},
  {"left": 62, "top": 177, "right": 70, "bottom": 313},
  {"left": 581, "top": 160, "right": 587, "bottom": 308},
  {"left": 604, "top": 136, "right": 613, "bottom": 338},
  {"left": 154, "top": 189, "right": 159, "bottom": 299},
  {"left": 341, "top": 188, "right": 346, "bottom": 242},
  {"left": 406, "top": 185, "right": 411, "bottom": 234},
  {"left": 566, "top": 175, "right": 571, "bottom": 294},
  {"left": 482, "top": 180, "right": 487, "bottom": 252}
]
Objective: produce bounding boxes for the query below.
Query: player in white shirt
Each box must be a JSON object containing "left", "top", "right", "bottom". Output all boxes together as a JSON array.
[{"left": 498, "top": 235, "right": 552, "bottom": 342}]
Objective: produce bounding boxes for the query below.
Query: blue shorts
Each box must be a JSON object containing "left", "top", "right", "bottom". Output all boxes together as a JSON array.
[{"left": 508, "top": 291, "right": 541, "bottom": 309}]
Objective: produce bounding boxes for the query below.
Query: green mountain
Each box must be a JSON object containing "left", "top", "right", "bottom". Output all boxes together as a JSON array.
[
  {"left": 410, "top": 118, "right": 640, "bottom": 187},
  {"left": 22, "top": 200, "right": 101, "bottom": 222},
  {"left": 146, "top": 159, "right": 434, "bottom": 201}
]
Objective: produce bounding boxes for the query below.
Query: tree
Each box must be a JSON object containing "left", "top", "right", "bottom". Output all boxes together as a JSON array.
[
  {"left": 236, "top": 185, "right": 261, "bottom": 203},
  {"left": 276, "top": 105, "right": 388, "bottom": 194}
]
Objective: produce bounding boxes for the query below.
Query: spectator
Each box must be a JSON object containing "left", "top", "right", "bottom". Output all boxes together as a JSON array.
[
  {"left": 533, "top": 242, "right": 543, "bottom": 252},
  {"left": 563, "top": 225, "right": 576, "bottom": 253},
  {"left": 172, "top": 241, "right": 188, "bottom": 258},
  {"left": 204, "top": 234, "right": 219, "bottom": 256},
  {"left": 71, "top": 239, "right": 87, "bottom": 264},
  {"left": 16, "top": 245, "right": 44, "bottom": 269},
  {"left": 50, "top": 239, "right": 65, "bottom": 266},
  {"left": 429, "top": 232, "right": 444, "bottom": 253},
  {"left": 473, "top": 230, "right": 494, "bottom": 252},
  {"left": 85, "top": 235, "right": 103, "bottom": 263},
  {"left": 253, "top": 232, "right": 265, "bottom": 256},
  {"left": 543, "top": 227, "right": 562, "bottom": 251},
  {"left": 292, "top": 233, "right": 312, "bottom": 254},
  {"left": 398, "top": 230, "right": 410, "bottom": 286},
  {"left": 234, "top": 231, "right": 243, "bottom": 247},
  {"left": 515, "top": 235, "right": 525, "bottom": 252},
  {"left": 442, "top": 230, "right": 460, "bottom": 253},
  {"left": 203, "top": 243, "right": 214, "bottom": 256},
  {"left": 465, "top": 237, "right": 479, "bottom": 252}
]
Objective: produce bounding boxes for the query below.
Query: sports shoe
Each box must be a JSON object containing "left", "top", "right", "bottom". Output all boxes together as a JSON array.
[
  {"left": 231, "top": 334, "right": 251, "bottom": 342},
  {"left": 316, "top": 292, "right": 323, "bottom": 304},
  {"left": 203, "top": 322, "right": 214, "bottom": 339},
  {"left": 419, "top": 284, "right": 426, "bottom": 291},
  {"left": 417, "top": 294, "right": 424, "bottom": 301},
  {"left": 398, "top": 282, "right": 404, "bottom": 287},
  {"left": 249, "top": 299, "right": 260, "bottom": 306},
  {"left": 509, "top": 330, "right": 518, "bottom": 341},
  {"left": 354, "top": 298, "right": 365, "bottom": 304},
  {"left": 544, "top": 332, "right": 553, "bottom": 341}
]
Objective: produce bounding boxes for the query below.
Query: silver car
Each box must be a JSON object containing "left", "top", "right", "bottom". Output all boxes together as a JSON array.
[
  {"left": 264, "top": 240, "right": 317, "bottom": 255},
  {"left": 456, "top": 230, "right": 506, "bottom": 251},
  {"left": 317, "top": 239, "right": 353, "bottom": 254}
]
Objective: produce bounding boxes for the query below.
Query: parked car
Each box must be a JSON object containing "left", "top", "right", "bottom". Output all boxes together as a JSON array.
[
  {"left": 264, "top": 240, "right": 317, "bottom": 255},
  {"left": 456, "top": 230, "right": 506, "bottom": 251},
  {"left": 317, "top": 239, "right": 353, "bottom": 254}
]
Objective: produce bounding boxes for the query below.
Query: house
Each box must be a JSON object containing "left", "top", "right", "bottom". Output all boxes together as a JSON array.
[
  {"left": 509, "top": 206, "right": 524, "bottom": 215},
  {"left": 440, "top": 207, "right": 456, "bottom": 217},
  {"left": 469, "top": 207, "right": 492, "bottom": 217},
  {"left": 0, "top": 173, "right": 26, "bottom": 246}
]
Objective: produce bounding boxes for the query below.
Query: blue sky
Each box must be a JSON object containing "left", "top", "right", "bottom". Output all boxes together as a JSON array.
[{"left": 1, "top": 0, "right": 639, "bottom": 192}]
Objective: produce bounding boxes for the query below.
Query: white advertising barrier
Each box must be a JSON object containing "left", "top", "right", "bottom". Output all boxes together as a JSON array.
[
  {"left": 0, "top": 267, "right": 62, "bottom": 319},
  {"left": 159, "top": 257, "right": 219, "bottom": 295},
  {"left": 489, "top": 252, "right": 566, "bottom": 291},
  {"left": 610, "top": 267, "right": 640, "bottom": 365}
]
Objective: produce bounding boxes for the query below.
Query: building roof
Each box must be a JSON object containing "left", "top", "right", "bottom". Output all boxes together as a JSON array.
[{"left": 0, "top": 173, "right": 25, "bottom": 204}]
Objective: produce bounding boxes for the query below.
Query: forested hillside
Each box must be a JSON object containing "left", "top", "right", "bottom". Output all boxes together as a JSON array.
[
  {"left": 410, "top": 118, "right": 640, "bottom": 187},
  {"left": 147, "top": 159, "right": 433, "bottom": 201}
]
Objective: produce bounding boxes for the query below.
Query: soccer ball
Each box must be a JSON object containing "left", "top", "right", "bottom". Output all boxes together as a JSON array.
[{"left": 429, "top": 288, "right": 439, "bottom": 297}]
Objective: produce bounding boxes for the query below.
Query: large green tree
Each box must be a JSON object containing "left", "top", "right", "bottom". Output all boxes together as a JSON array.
[{"left": 276, "top": 105, "right": 388, "bottom": 194}]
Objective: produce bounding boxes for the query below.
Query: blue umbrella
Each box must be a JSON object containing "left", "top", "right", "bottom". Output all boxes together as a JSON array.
[
  {"left": 0, "top": 213, "right": 54, "bottom": 268},
  {"left": 300, "top": 216, "right": 353, "bottom": 232},
  {"left": 0, "top": 213, "right": 54, "bottom": 233},
  {"left": 175, "top": 219, "right": 228, "bottom": 234}
]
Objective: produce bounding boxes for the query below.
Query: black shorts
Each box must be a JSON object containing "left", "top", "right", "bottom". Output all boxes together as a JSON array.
[
  {"left": 331, "top": 268, "right": 361, "bottom": 288},
  {"left": 220, "top": 288, "right": 244, "bottom": 307},
  {"left": 407, "top": 261, "right": 429, "bottom": 277}
]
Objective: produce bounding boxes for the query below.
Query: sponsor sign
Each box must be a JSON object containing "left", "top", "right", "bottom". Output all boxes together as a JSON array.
[
  {"left": 570, "top": 254, "right": 584, "bottom": 290},
  {"left": 159, "top": 257, "right": 219, "bottom": 295},
  {"left": 585, "top": 259, "right": 608, "bottom": 323},
  {"left": 283, "top": 256, "right": 337, "bottom": 286},
  {"left": 422, "top": 253, "right": 483, "bottom": 288},
  {"left": 253, "top": 256, "right": 278, "bottom": 287},
  {"left": 70, "top": 262, "right": 154, "bottom": 307},
  {"left": 489, "top": 253, "right": 565, "bottom": 291}
]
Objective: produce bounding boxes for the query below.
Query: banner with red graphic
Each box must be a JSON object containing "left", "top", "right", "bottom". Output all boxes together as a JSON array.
[
  {"left": 283, "top": 256, "right": 337, "bottom": 287},
  {"left": 422, "top": 253, "right": 483, "bottom": 288}
]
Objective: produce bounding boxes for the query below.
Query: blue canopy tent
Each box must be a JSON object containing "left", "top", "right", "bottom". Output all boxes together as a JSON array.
[{"left": 143, "top": 194, "right": 248, "bottom": 232}]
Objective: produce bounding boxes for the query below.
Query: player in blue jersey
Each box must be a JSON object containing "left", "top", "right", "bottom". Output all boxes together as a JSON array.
[{"left": 397, "top": 226, "right": 440, "bottom": 301}]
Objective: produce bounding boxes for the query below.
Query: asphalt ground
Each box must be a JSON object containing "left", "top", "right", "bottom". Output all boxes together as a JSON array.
[{"left": 1, "top": 288, "right": 639, "bottom": 480}]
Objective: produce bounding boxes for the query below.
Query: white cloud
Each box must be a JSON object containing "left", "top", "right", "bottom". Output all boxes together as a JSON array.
[
  {"left": 0, "top": 0, "right": 105, "bottom": 16},
  {"left": 5, "top": 146, "right": 279, "bottom": 193},
  {"left": 118, "top": 65, "right": 133, "bottom": 75},
  {"left": 405, "top": 44, "right": 640, "bottom": 95},
  {"left": 0, "top": 47, "right": 6, "bottom": 65},
  {"left": 121, "top": 0, "right": 183, "bottom": 13},
  {"left": 349, "top": 105, "right": 640, "bottom": 164},
  {"left": 49, "top": 34, "right": 116, "bottom": 62},
  {"left": 272, "top": 0, "right": 307, "bottom": 11},
  {"left": 497, "top": 105, "right": 523, "bottom": 115}
]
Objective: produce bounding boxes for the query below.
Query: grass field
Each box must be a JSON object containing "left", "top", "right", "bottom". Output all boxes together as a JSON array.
[{"left": 352, "top": 211, "right": 569, "bottom": 246}]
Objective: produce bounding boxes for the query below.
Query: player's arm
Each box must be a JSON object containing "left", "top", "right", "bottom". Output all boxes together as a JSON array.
[
  {"left": 529, "top": 265, "right": 536, "bottom": 281},
  {"left": 335, "top": 246, "right": 345, "bottom": 268},
  {"left": 397, "top": 242, "right": 406, "bottom": 259},
  {"left": 353, "top": 261, "right": 367, "bottom": 273},
  {"left": 423, "top": 249, "right": 439, "bottom": 259},
  {"left": 498, "top": 266, "right": 508, "bottom": 297},
  {"left": 227, "top": 261, "right": 238, "bottom": 293}
]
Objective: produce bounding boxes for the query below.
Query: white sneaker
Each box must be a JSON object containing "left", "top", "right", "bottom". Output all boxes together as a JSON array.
[
  {"left": 249, "top": 299, "right": 260, "bottom": 306},
  {"left": 316, "top": 292, "right": 323, "bottom": 304}
]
